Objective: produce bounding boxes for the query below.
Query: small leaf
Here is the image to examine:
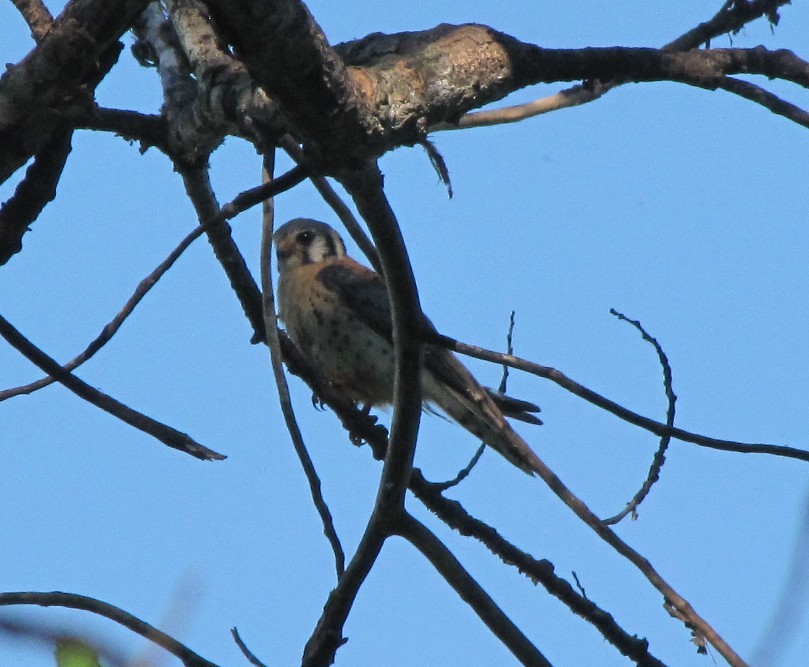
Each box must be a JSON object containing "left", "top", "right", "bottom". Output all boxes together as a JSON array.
[{"left": 54, "top": 638, "right": 102, "bottom": 667}]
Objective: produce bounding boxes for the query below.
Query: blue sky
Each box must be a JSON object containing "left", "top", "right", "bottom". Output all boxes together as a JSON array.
[{"left": 2, "top": 2, "right": 809, "bottom": 666}]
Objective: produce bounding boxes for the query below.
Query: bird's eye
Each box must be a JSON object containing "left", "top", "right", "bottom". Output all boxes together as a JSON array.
[{"left": 296, "top": 231, "right": 314, "bottom": 245}]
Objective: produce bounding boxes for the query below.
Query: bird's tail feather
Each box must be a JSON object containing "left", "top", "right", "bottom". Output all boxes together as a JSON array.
[
  {"left": 423, "top": 373, "right": 543, "bottom": 475},
  {"left": 485, "top": 388, "right": 542, "bottom": 425}
]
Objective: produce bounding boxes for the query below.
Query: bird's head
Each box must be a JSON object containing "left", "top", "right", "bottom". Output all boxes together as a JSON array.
[{"left": 273, "top": 218, "right": 347, "bottom": 271}]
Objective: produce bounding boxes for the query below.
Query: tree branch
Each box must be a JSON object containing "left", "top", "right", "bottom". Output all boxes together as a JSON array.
[
  {"left": 433, "top": 332, "right": 809, "bottom": 464},
  {"left": 603, "top": 310, "right": 676, "bottom": 525},
  {"left": 11, "top": 0, "right": 54, "bottom": 42},
  {"left": 0, "top": 0, "right": 148, "bottom": 183},
  {"left": 0, "top": 592, "right": 221, "bottom": 667},
  {"left": 179, "top": 163, "right": 267, "bottom": 342},
  {"left": 396, "top": 513, "right": 552, "bottom": 667},
  {"left": 259, "top": 150, "right": 346, "bottom": 579},
  {"left": 0, "top": 313, "right": 224, "bottom": 461},
  {"left": 0, "top": 125, "right": 72, "bottom": 264},
  {"left": 302, "top": 163, "right": 424, "bottom": 666}
]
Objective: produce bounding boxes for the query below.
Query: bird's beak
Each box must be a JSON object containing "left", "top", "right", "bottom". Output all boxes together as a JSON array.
[{"left": 274, "top": 237, "right": 294, "bottom": 262}]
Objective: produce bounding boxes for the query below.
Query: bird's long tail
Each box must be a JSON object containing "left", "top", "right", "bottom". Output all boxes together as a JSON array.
[{"left": 423, "top": 368, "right": 543, "bottom": 476}]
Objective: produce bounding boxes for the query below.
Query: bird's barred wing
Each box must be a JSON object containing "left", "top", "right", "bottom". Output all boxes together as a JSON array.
[{"left": 317, "top": 258, "right": 540, "bottom": 422}]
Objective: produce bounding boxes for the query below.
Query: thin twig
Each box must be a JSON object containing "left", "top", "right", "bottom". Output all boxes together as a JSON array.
[
  {"left": 603, "top": 309, "right": 676, "bottom": 525},
  {"left": 259, "top": 151, "right": 345, "bottom": 578},
  {"left": 432, "top": 443, "right": 486, "bottom": 491},
  {"left": 396, "top": 513, "right": 551, "bottom": 667},
  {"left": 0, "top": 592, "right": 221, "bottom": 667},
  {"left": 0, "top": 313, "right": 224, "bottom": 461},
  {"left": 230, "top": 628, "right": 269, "bottom": 667},
  {"left": 0, "top": 165, "right": 306, "bottom": 402},
  {"left": 434, "top": 311, "right": 517, "bottom": 490},
  {"left": 432, "top": 332, "right": 809, "bottom": 464}
]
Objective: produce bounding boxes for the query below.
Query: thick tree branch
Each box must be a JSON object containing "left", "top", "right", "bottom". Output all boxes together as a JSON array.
[
  {"left": 303, "top": 164, "right": 424, "bottom": 666},
  {"left": 180, "top": 163, "right": 267, "bottom": 341},
  {"left": 207, "top": 0, "right": 371, "bottom": 168},
  {"left": 435, "top": 0, "right": 794, "bottom": 131},
  {"left": 0, "top": 0, "right": 148, "bottom": 183},
  {"left": 396, "top": 513, "right": 552, "bottom": 667},
  {"left": 0, "top": 125, "right": 72, "bottom": 264}
]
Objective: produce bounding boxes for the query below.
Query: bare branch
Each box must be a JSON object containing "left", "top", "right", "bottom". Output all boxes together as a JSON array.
[
  {"left": 73, "top": 107, "right": 170, "bottom": 152},
  {"left": 433, "top": 332, "right": 809, "bottom": 464},
  {"left": 0, "top": 126, "right": 72, "bottom": 265},
  {"left": 409, "top": 470, "right": 667, "bottom": 667},
  {"left": 0, "top": 164, "right": 305, "bottom": 402},
  {"left": 230, "top": 627, "right": 269, "bottom": 667},
  {"left": 0, "top": 0, "right": 149, "bottom": 183},
  {"left": 0, "top": 312, "right": 225, "bottom": 461},
  {"left": 180, "top": 163, "right": 266, "bottom": 341},
  {"left": 11, "top": 0, "right": 54, "bottom": 41},
  {"left": 280, "top": 334, "right": 669, "bottom": 666},
  {"left": 718, "top": 76, "right": 809, "bottom": 128},
  {"left": 0, "top": 592, "right": 221, "bottom": 667},
  {"left": 259, "top": 151, "right": 346, "bottom": 579},
  {"left": 435, "top": 0, "right": 796, "bottom": 132},
  {"left": 396, "top": 513, "right": 552, "bottom": 667},
  {"left": 603, "top": 310, "right": 676, "bottom": 525},
  {"left": 207, "top": 0, "right": 370, "bottom": 168},
  {"left": 302, "top": 163, "right": 424, "bottom": 666}
]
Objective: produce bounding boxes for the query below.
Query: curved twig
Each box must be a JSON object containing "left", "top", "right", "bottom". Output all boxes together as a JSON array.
[
  {"left": 259, "top": 151, "right": 345, "bottom": 578},
  {"left": 603, "top": 309, "right": 676, "bottom": 525},
  {"left": 231, "top": 627, "right": 269, "bottom": 667},
  {"left": 302, "top": 163, "right": 424, "bottom": 667},
  {"left": 0, "top": 592, "right": 220, "bottom": 667}
]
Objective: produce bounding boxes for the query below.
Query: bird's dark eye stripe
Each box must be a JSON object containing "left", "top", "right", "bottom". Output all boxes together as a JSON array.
[
  {"left": 297, "top": 230, "right": 314, "bottom": 245},
  {"left": 324, "top": 234, "right": 337, "bottom": 257}
]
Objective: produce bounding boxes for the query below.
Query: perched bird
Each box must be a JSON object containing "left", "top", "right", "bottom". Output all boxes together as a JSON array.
[{"left": 274, "top": 218, "right": 544, "bottom": 475}]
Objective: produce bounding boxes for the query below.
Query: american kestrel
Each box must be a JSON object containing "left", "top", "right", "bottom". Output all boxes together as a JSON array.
[{"left": 274, "top": 218, "right": 543, "bottom": 475}]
